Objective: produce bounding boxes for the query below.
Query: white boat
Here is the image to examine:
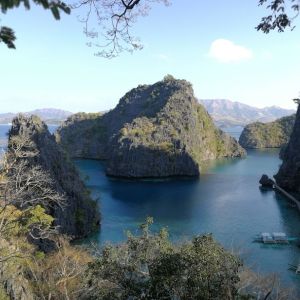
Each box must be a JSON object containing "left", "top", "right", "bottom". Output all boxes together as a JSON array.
[{"left": 254, "top": 232, "right": 289, "bottom": 244}]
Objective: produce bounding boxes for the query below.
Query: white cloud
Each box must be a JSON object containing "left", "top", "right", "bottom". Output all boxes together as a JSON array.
[{"left": 208, "top": 39, "right": 253, "bottom": 63}]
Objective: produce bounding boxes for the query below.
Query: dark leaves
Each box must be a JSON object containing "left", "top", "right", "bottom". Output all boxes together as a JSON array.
[
  {"left": 257, "top": 0, "right": 300, "bottom": 33},
  {"left": 0, "top": 0, "right": 71, "bottom": 49},
  {"left": 0, "top": 26, "right": 16, "bottom": 49}
]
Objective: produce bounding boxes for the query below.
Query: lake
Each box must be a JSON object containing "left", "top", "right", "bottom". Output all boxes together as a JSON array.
[{"left": 1, "top": 124, "right": 300, "bottom": 291}]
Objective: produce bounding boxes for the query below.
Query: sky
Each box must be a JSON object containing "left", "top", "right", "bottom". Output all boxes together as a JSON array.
[{"left": 0, "top": 0, "right": 299, "bottom": 113}]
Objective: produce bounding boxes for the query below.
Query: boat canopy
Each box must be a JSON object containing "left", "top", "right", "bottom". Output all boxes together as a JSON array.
[{"left": 272, "top": 232, "right": 287, "bottom": 240}]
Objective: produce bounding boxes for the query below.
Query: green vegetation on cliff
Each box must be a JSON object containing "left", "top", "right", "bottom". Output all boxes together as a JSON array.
[
  {"left": 239, "top": 114, "right": 296, "bottom": 149},
  {"left": 8, "top": 115, "right": 100, "bottom": 239},
  {"left": 57, "top": 76, "right": 245, "bottom": 178},
  {"left": 56, "top": 112, "right": 107, "bottom": 159}
]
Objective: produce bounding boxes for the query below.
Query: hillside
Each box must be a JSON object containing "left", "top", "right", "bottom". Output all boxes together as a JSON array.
[
  {"left": 275, "top": 106, "right": 300, "bottom": 194},
  {"left": 57, "top": 76, "right": 245, "bottom": 178},
  {"left": 199, "top": 99, "right": 296, "bottom": 127},
  {"left": 238, "top": 114, "right": 296, "bottom": 149},
  {"left": 9, "top": 115, "right": 100, "bottom": 239},
  {"left": 0, "top": 108, "right": 73, "bottom": 125}
]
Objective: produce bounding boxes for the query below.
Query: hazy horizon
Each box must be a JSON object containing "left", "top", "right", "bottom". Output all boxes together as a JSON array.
[{"left": 0, "top": 97, "right": 297, "bottom": 115}]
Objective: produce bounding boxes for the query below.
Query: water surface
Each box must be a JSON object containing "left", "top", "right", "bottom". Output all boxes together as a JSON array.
[
  {"left": 1, "top": 124, "right": 299, "bottom": 290},
  {"left": 74, "top": 149, "right": 300, "bottom": 290}
]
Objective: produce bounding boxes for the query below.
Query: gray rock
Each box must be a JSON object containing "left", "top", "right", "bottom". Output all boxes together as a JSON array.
[
  {"left": 9, "top": 115, "right": 100, "bottom": 239},
  {"left": 259, "top": 174, "right": 274, "bottom": 187},
  {"left": 275, "top": 105, "right": 300, "bottom": 194},
  {"left": 239, "top": 114, "right": 295, "bottom": 149},
  {"left": 57, "top": 76, "right": 246, "bottom": 178}
]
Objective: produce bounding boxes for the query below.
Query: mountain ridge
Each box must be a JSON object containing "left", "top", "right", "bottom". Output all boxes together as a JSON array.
[
  {"left": 199, "top": 99, "right": 296, "bottom": 127},
  {"left": 0, "top": 108, "right": 73, "bottom": 125}
]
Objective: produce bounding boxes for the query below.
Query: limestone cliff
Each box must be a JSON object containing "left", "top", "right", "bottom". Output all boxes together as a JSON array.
[
  {"left": 239, "top": 114, "right": 295, "bottom": 149},
  {"left": 56, "top": 112, "right": 107, "bottom": 159},
  {"left": 275, "top": 106, "right": 300, "bottom": 193},
  {"left": 9, "top": 115, "right": 100, "bottom": 238},
  {"left": 57, "top": 76, "right": 246, "bottom": 177}
]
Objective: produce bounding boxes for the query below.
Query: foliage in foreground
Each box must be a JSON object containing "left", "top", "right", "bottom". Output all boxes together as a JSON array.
[
  {"left": 0, "top": 211, "right": 297, "bottom": 299},
  {"left": 83, "top": 217, "right": 242, "bottom": 299}
]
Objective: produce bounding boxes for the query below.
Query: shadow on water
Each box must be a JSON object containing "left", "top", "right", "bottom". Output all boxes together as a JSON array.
[{"left": 74, "top": 148, "right": 300, "bottom": 292}]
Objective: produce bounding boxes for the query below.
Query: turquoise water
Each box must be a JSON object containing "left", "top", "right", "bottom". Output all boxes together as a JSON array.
[
  {"left": 0, "top": 124, "right": 300, "bottom": 290},
  {"left": 74, "top": 149, "right": 300, "bottom": 291}
]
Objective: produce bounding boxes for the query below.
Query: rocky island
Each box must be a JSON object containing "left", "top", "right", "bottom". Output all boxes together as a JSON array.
[
  {"left": 239, "top": 114, "right": 295, "bottom": 149},
  {"left": 57, "top": 76, "right": 245, "bottom": 177}
]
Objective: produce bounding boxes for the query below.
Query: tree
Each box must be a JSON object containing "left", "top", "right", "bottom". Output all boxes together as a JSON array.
[
  {"left": 73, "top": 0, "right": 170, "bottom": 58},
  {"left": 293, "top": 98, "right": 300, "bottom": 105},
  {"left": 256, "top": 0, "right": 300, "bottom": 33},
  {"left": 2, "top": 1, "right": 299, "bottom": 57},
  {"left": 0, "top": 130, "right": 65, "bottom": 242},
  {"left": 83, "top": 217, "right": 242, "bottom": 300},
  {"left": 0, "top": 0, "right": 169, "bottom": 57},
  {"left": 0, "top": 0, "right": 71, "bottom": 49},
  {"left": 27, "top": 236, "right": 92, "bottom": 300}
]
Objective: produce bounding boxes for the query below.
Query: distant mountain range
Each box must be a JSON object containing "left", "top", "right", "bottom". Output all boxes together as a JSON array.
[
  {"left": 199, "top": 99, "right": 296, "bottom": 127},
  {"left": 0, "top": 101, "right": 295, "bottom": 128},
  {"left": 0, "top": 108, "right": 73, "bottom": 125}
]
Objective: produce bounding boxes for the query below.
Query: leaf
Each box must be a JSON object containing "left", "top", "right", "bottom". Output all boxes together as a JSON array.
[{"left": 0, "top": 26, "right": 16, "bottom": 49}]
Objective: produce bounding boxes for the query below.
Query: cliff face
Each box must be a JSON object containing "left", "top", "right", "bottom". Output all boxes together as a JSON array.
[
  {"left": 275, "top": 106, "right": 300, "bottom": 193},
  {"left": 56, "top": 112, "right": 108, "bottom": 159},
  {"left": 239, "top": 114, "right": 295, "bottom": 149},
  {"left": 57, "top": 76, "right": 245, "bottom": 178},
  {"left": 9, "top": 115, "right": 100, "bottom": 238}
]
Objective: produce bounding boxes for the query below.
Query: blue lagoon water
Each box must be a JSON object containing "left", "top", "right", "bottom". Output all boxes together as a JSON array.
[
  {"left": 1, "top": 124, "right": 299, "bottom": 289},
  {"left": 74, "top": 149, "right": 300, "bottom": 290}
]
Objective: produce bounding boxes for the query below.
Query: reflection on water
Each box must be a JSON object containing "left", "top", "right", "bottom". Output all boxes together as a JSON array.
[{"left": 74, "top": 149, "right": 300, "bottom": 291}]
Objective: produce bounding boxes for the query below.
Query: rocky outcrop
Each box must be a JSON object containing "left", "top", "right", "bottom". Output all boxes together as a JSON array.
[
  {"left": 239, "top": 114, "right": 295, "bottom": 149},
  {"left": 275, "top": 106, "right": 300, "bottom": 193},
  {"left": 56, "top": 112, "right": 107, "bottom": 159},
  {"left": 9, "top": 115, "right": 100, "bottom": 239},
  {"left": 57, "top": 76, "right": 245, "bottom": 178},
  {"left": 259, "top": 174, "right": 274, "bottom": 188}
]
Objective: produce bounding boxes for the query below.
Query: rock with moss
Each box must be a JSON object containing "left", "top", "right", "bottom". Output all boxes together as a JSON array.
[
  {"left": 275, "top": 106, "right": 300, "bottom": 193},
  {"left": 239, "top": 114, "right": 295, "bottom": 149},
  {"left": 107, "top": 77, "right": 245, "bottom": 177},
  {"left": 9, "top": 115, "right": 100, "bottom": 239},
  {"left": 57, "top": 76, "right": 245, "bottom": 178},
  {"left": 56, "top": 112, "right": 108, "bottom": 159}
]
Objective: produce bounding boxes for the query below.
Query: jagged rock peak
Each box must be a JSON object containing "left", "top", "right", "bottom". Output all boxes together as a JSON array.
[
  {"left": 9, "top": 114, "right": 100, "bottom": 239},
  {"left": 106, "top": 76, "right": 245, "bottom": 177},
  {"left": 57, "top": 76, "right": 245, "bottom": 178}
]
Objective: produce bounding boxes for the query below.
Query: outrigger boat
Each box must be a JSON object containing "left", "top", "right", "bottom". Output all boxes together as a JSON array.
[
  {"left": 288, "top": 263, "right": 300, "bottom": 274},
  {"left": 253, "top": 232, "right": 296, "bottom": 244}
]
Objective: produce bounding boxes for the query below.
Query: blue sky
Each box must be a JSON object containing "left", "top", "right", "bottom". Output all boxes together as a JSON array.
[{"left": 0, "top": 0, "right": 299, "bottom": 113}]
